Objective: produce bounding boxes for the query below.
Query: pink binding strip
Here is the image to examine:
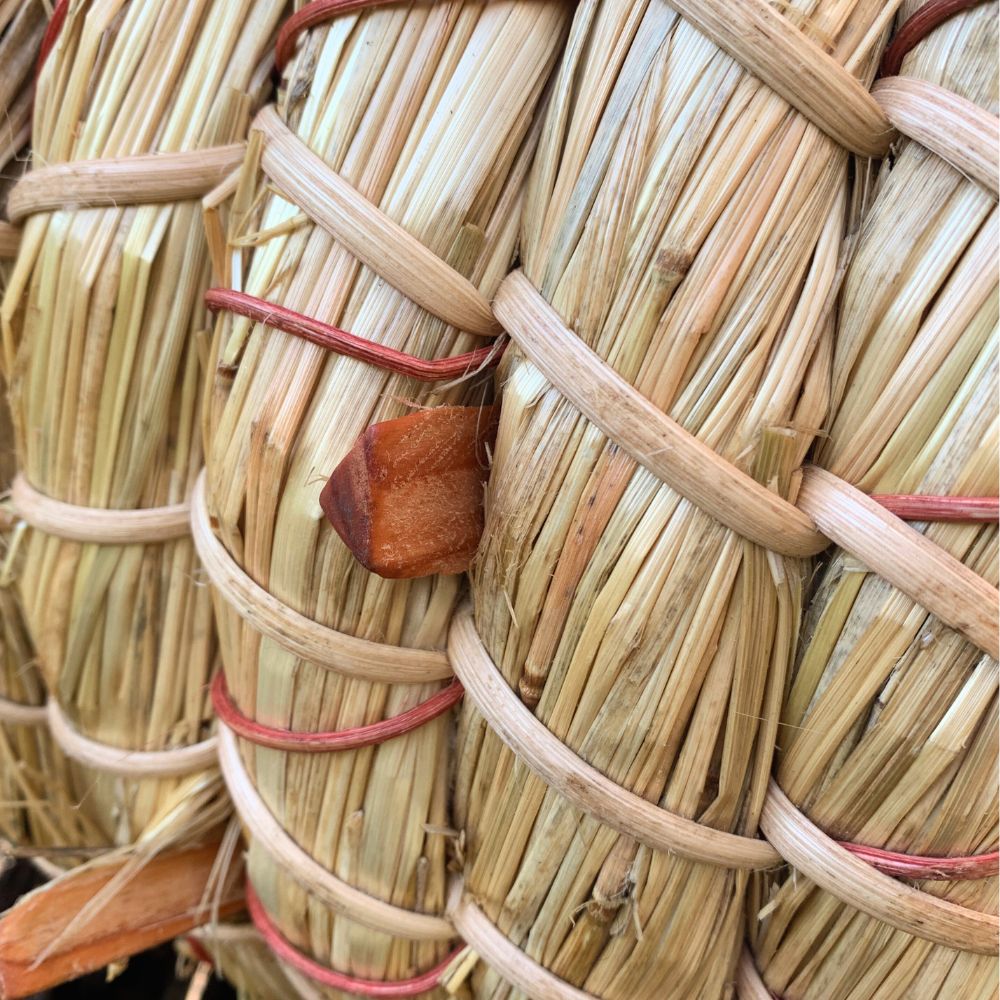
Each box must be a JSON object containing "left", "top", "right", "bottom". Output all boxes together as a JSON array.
[
  {"left": 206, "top": 289, "right": 503, "bottom": 382},
  {"left": 880, "top": 0, "right": 988, "bottom": 77},
  {"left": 840, "top": 843, "right": 999, "bottom": 881},
  {"left": 211, "top": 672, "right": 463, "bottom": 753},
  {"left": 35, "top": 0, "right": 68, "bottom": 82},
  {"left": 871, "top": 493, "right": 999, "bottom": 522},
  {"left": 275, "top": 0, "right": 405, "bottom": 71},
  {"left": 246, "top": 880, "right": 461, "bottom": 996}
]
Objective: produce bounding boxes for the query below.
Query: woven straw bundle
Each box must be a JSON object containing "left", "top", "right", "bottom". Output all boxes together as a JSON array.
[
  {"left": 199, "top": 1, "right": 567, "bottom": 992},
  {"left": 448, "top": 1, "right": 903, "bottom": 996},
  {"left": 0, "top": 0, "right": 101, "bottom": 868},
  {"left": 747, "top": 3, "right": 999, "bottom": 997},
  {"left": 0, "top": 0, "right": 283, "bottom": 857}
]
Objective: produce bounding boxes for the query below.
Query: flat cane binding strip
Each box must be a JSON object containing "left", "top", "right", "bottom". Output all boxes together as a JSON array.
[
  {"left": 446, "top": 879, "right": 599, "bottom": 1000},
  {"left": 253, "top": 105, "right": 498, "bottom": 338},
  {"left": 217, "top": 725, "right": 453, "bottom": 942},
  {"left": 760, "top": 781, "right": 999, "bottom": 955},
  {"left": 448, "top": 604, "right": 781, "bottom": 870},
  {"left": 6, "top": 145, "right": 248, "bottom": 224},
  {"left": 192, "top": 474, "right": 451, "bottom": 684},
  {"left": 0, "top": 694, "right": 47, "bottom": 726},
  {"left": 871, "top": 77, "right": 1000, "bottom": 196},
  {"left": 46, "top": 698, "right": 217, "bottom": 779},
  {"left": 11, "top": 474, "right": 190, "bottom": 545},
  {"left": 661, "top": 0, "right": 893, "bottom": 156}
]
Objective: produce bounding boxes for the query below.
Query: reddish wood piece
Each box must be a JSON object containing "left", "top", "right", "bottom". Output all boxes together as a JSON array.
[
  {"left": 0, "top": 844, "right": 243, "bottom": 998},
  {"left": 321, "top": 406, "right": 498, "bottom": 579}
]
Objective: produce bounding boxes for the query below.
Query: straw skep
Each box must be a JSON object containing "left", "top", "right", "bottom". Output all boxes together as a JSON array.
[
  {"left": 0, "top": 0, "right": 284, "bottom": 857},
  {"left": 746, "top": 3, "right": 999, "bottom": 997},
  {"left": 0, "top": 0, "right": 102, "bottom": 869},
  {"left": 199, "top": 0, "right": 567, "bottom": 993},
  {"left": 449, "top": 1, "right": 902, "bottom": 996}
]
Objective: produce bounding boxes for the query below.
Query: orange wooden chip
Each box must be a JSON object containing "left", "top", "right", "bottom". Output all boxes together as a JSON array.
[{"left": 321, "top": 406, "right": 498, "bottom": 579}]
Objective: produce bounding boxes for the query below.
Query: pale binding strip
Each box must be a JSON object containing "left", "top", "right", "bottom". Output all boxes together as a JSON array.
[
  {"left": 661, "top": 0, "right": 893, "bottom": 157},
  {"left": 447, "top": 879, "right": 597, "bottom": 1000},
  {"left": 736, "top": 948, "right": 774, "bottom": 1000},
  {"left": 191, "top": 472, "right": 452, "bottom": 684},
  {"left": 253, "top": 105, "right": 499, "bottom": 338},
  {"left": 449, "top": 604, "right": 780, "bottom": 870},
  {"left": 761, "top": 781, "right": 999, "bottom": 955},
  {"left": 0, "top": 221, "right": 19, "bottom": 260},
  {"left": 872, "top": 77, "right": 999, "bottom": 198},
  {"left": 0, "top": 694, "right": 47, "bottom": 726},
  {"left": 11, "top": 474, "right": 190, "bottom": 544},
  {"left": 797, "top": 466, "right": 999, "bottom": 661},
  {"left": 218, "top": 725, "right": 452, "bottom": 942},
  {"left": 493, "top": 271, "right": 826, "bottom": 559},
  {"left": 6, "top": 143, "right": 247, "bottom": 224},
  {"left": 47, "top": 698, "right": 218, "bottom": 778}
]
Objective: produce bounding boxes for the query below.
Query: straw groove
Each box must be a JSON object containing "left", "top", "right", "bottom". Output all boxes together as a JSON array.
[{"left": 0, "top": 223, "right": 17, "bottom": 260}]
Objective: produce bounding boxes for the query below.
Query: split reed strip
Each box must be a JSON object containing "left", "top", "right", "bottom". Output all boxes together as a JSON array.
[
  {"left": 203, "top": 1, "right": 568, "bottom": 988},
  {"left": 0, "top": 0, "right": 284, "bottom": 853},
  {"left": 749, "top": 5, "right": 999, "bottom": 997},
  {"left": 0, "top": 0, "right": 100, "bottom": 865},
  {"left": 452, "top": 1, "right": 894, "bottom": 996}
]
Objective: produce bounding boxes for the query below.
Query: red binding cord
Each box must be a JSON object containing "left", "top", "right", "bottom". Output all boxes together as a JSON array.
[
  {"left": 35, "top": 0, "right": 69, "bottom": 82},
  {"left": 184, "top": 935, "right": 215, "bottom": 967},
  {"left": 211, "top": 671, "right": 463, "bottom": 753},
  {"left": 870, "top": 493, "right": 1000, "bottom": 522},
  {"left": 840, "top": 842, "right": 1000, "bottom": 881},
  {"left": 276, "top": 0, "right": 406, "bottom": 71},
  {"left": 246, "top": 880, "right": 461, "bottom": 996},
  {"left": 206, "top": 289, "right": 503, "bottom": 382},
  {"left": 880, "top": 0, "right": 987, "bottom": 76}
]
